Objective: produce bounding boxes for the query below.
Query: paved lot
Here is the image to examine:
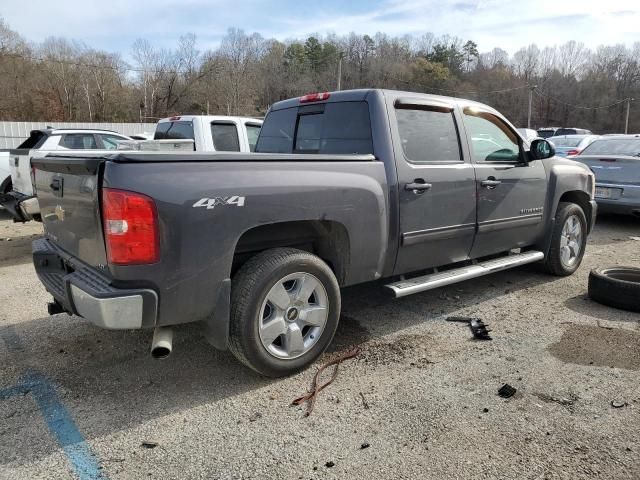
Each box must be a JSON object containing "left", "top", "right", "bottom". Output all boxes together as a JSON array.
[{"left": 1, "top": 209, "right": 639, "bottom": 480}]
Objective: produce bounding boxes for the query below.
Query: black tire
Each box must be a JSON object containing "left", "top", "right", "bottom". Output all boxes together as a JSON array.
[
  {"left": 0, "top": 177, "right": 11, "bottom": 195},
  {"left": 229, "top": 248, "right": 341, "bottom": 377},
  {"left": 544, "top": 202, "right": 588, "bottom": 276},
  {"left": 588, "top": 267, "right": 640, "bottom": 312}
]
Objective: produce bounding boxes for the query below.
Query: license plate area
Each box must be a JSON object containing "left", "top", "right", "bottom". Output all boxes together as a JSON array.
[{"left": 34, "top": 252, "right": 67, "bottom": 274}]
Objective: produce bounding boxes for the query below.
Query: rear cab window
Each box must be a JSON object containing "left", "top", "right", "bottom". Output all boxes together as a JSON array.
[
  {"left": 256, "top": 101, "right": 373, "bottom": 154},
  {"left": 155, "top": 121, "right": 195, "bottom": 141}
]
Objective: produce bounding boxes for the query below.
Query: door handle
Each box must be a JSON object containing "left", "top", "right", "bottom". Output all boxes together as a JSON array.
[
  {"left": 405, "top": 181, "right": 432, "bottom": 193},
  {"left": 481, "top": 178, "right": 501, "bottom": 189}
]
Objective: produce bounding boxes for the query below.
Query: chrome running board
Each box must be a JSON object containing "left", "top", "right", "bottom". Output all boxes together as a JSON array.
[{"left": 385, "top": 251, "right": 544, "bottom": 298}]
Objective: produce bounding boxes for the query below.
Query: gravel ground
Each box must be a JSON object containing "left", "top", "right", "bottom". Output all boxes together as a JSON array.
[{"left": 0, "top": 209, "right": 639, "bottom": 480}]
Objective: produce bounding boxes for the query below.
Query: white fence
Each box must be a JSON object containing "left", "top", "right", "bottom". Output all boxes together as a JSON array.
[{"left": 0, "top": 122, "right": 157, "bottom": 149}]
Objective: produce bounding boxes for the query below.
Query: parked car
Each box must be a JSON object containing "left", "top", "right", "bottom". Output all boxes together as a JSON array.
[
  {"left": 0, "top": 128, "right": 132, "bottom": 221},
  {"left": 555, "top": 128, "right": 592, "bottom": 136},
  {"left": 537, "top": 127, "right": 559, "bottom": 138},
  {"left": 573, "top": 135, "right": 640, "bottom": 217},
  {"left": 154, "top": 115, "right": 263, "bottom": 152},
  {"left": 30, "top": 89, "right": 596, "bottom": 376},
  {"left": 517, "top": 128, "right": 539, "bottom": 142},
  {"left": 548, "top": 134, "right": 600, "bottom": 157}
]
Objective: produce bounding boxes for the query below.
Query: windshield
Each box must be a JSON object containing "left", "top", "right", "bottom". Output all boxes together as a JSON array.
[
  {"left": 580, "top": 138, "right": 640, "bottom": 157},
  {"left": 549, "top": 136, "right": 583, "bottom": 147}
]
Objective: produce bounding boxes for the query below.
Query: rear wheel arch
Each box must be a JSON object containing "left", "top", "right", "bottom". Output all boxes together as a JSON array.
[{"left": 231, "top": 220, "right": 351, "bottom": 285}]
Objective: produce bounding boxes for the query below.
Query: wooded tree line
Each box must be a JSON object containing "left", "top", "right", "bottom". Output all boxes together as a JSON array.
[{"left": 1, "top": 17, "right": 638, "bottom": 132}]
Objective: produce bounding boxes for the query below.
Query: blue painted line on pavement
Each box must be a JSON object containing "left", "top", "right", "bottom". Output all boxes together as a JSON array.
[{"left": 0, "top": 371, "right": 105, "bottom": 479}]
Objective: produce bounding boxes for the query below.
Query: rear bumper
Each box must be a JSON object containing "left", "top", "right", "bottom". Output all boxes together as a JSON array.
[
  {"left": 0, "top": 191, "right": 39, "bottom": 222},
  {"left": 32, "top": 238, "right": 158, "bottom": 329},
  {"left": 595, "top": 183, "right": 640, "bottom": 217}
]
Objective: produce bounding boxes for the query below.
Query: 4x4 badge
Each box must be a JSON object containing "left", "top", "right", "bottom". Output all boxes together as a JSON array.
[{"left": 192, "top": 196, "right": 246, "bottom": 210}]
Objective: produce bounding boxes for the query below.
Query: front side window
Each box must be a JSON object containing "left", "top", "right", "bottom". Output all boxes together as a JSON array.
[
  {"left": 246, "top": 123, "right": 261, "bottom": 152},
  {"left": 61, "top": 134, "right": 98, "bottom": 149},
  {"left": 211, "top": 122, "right": 240, "bottom": 152},
  {"left": 395, "top": 108, "right": 461, "bottom": 162},
  {"left": 463, "top": 108, "right": 521, "bottom": 162}
]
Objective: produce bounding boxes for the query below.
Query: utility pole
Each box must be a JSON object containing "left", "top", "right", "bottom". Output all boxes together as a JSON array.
[
  {"left": 527, "top": 85, "right": 537, "bottom": 129},
  {"left": 624, "top": 97, "right": 633, "bottom": 134},
  {"left": 337, "top": 52, "right": 344, "bottom": 91}
]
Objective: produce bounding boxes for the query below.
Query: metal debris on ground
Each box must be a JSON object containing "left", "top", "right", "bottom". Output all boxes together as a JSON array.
[
  {"left": 291, "top": 347, "right": 361, "bottom": 417},
  {"left": 446, "top": 316, "right": 492, "bottom": 340},
  {"left": 141, "top": 441, "right": 158, "bottom": 449},
  {"left": 360, "top": 442, "right": 370, "bottom": 449},
  {"left": 611, "top": 400, "right": 627, "bottom": 408},
  {"left": 498, "top": 384, "right": 517, "bottom": 398}
]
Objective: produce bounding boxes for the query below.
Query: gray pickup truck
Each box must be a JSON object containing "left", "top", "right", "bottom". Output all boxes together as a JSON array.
[{"left": 31, "top": 89, "right": 596, "bottom": 376}]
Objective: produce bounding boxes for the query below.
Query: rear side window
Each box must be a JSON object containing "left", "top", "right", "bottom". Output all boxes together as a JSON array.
[
  {"left": 549, "top": 136, "right": 583, "bottom": 147},
  {"left": 581, "top": 138, "right": 640, "bottom": 156},
  {"left": 211, "top": 122, "right": 240, "bottom": 152},
  {"left": 256, "top": 101, "right": 373, "bottom": 154},
  {"left": 246, "top": 123, "right": 261, "bottom": 152},
  {"left": 154, "top": 121, "right": 194, "bottom": 140},
  {"left": 395, "top": 108, "right": 461, "bottom": 162},
  {"left": 61, "top": 134, "right": 98, "bottom": 149}
]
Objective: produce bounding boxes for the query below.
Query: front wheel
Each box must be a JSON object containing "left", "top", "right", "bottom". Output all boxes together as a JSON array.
[
  {"left": 229, "top": 248, "right": 341, "bottom": 377},
  {"left": 544, "top": 202, "right": 587, "bottom": 276}
]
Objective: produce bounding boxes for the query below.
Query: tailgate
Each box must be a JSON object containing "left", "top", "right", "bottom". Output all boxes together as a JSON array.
[
  {"left": 574, "top": 155, "right": 640, "bottom": 184},
  {"left": 9, "top": 149, "right": 34, "bottom": 195},
  {"left": 32, "top": 154, "right": 108, "bottom": 267}
]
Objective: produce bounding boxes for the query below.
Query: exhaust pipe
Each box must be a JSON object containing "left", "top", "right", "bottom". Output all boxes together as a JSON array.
[{"left": 151, "top": 327, "right": 173, "bottom": 359}]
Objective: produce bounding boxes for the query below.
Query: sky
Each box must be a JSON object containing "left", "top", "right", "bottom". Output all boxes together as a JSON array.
[{"left": 1, "top": 0, "right": 639, "bottom": 55}]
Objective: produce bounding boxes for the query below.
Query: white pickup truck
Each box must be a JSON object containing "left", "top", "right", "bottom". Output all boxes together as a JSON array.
[
  {"left": 153, "top": 115, "right": 263, "bottom": 152},
  {"left": 1, "top": 116, "right": 263, "bottom": 222}
]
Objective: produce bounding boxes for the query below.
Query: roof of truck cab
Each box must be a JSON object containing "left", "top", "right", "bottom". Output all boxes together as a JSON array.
[{"left": 268, "top": 88, "right": 501, "bottom": 115}]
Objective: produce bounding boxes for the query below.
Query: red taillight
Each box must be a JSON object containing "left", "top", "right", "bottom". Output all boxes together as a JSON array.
[
  {"left": 566, "top": 149, "right": 581, "bottom": 156},
  {"left": 102, "top": 188, "right": 159, "bottom": 265},
  {"left": 169, "top": 115, "right": 181, "bottom": 121},
  {"left": 299, "top": 92, "right": 330, "bottom": 103}
]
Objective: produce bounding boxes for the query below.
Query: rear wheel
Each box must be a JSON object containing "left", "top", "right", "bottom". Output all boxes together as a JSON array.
[
  {"left": 544, "top": 202, "right": 587, "bottom": 276},
  {"left": 229, "top": 248, "right": 341, "bottom": 377}
]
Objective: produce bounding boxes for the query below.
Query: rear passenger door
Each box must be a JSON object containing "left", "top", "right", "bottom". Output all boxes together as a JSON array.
[
  {"left": 391, "top": 98, "right": 477, "bottom": 275},
  {"left": 461, "top": 107, "right": 547, "bottom": 258}
]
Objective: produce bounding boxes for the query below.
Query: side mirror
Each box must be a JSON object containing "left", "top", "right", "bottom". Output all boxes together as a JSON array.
[{"left": 529, "top": 139, "right": 555, "bottom": 160}]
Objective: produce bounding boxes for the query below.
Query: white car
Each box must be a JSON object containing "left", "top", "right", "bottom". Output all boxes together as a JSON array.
[{"left": 1, "top": 128, "right": 131, "bottom": 221}]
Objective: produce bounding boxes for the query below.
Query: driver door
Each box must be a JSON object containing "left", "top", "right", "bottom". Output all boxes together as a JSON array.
[{"left": 461, "top": 107, "right": 547, "bottom": 258}]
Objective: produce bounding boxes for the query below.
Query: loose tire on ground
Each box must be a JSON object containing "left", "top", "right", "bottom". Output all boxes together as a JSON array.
[
  {"left": 544, "top": 202, "right": 587, "bottom": 276},
  {"left": 588, "top": 267, "right": 640, "bottom": 313},
  {"left": 229, "top": 248, "right": 341, "bottom": 377}
]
